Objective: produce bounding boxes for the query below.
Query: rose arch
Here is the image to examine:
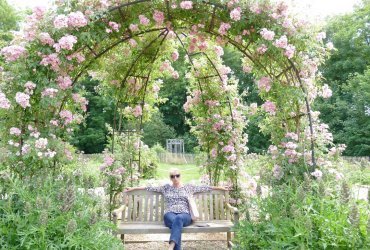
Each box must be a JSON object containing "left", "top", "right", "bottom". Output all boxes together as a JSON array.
[{"left": 0, "top": 0, "right": 333, "bottom": 201}]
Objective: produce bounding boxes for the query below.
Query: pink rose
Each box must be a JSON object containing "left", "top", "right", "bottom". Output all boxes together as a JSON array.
[
  {"left": 260, "top": 28, "right": 275, "bottom": 40},
  {"left": 153, "top": 10, "right": 165, "bottom": 25},
  {"left": 0, "top": 92, "right": 11, "bottom": 109},
  {"left": 257, "top": 77, "right": 272, "bottom": 92},
  {"left": 15, "top": 92, "right": 31, "bottom": 109},
  {"left": 262, "top": 100, "right": 276, "bottom": 115},
  {"left": 139, "top": 15, "right": 150, "bottom": 25},
  {"left": 57, "top": 76, "right": 72, "bottom": 90},
  {"left": 230, "top": 7, "right": 241, "bottom": 21},
  {"left": 180, "top": 1, "right": 193, "bottom": 9},
  {"left": 1, "top": 45, "right": 26, "bottom": 62}
]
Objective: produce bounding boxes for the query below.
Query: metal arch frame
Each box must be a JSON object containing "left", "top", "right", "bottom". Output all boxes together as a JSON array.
[
  {"left": 172, "top": 14, "right": 317, "bottom": 168},
  {"left": 55, "top": 0, "right": 316, "bottom": 170}
]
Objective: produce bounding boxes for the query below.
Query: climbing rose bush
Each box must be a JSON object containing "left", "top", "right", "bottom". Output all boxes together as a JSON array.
[{"left": 0, "top": 0, "right": 334, "bottom": 187}]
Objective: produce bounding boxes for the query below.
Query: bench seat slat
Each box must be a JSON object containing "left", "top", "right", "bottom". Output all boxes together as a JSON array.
[{"left": 117, "top": 221, "right": 234, "bottom": 234}]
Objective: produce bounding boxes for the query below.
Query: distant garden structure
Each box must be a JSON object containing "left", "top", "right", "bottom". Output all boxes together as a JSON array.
[{"left": 166, "top": 139, "right": 185, "bottom": 154}]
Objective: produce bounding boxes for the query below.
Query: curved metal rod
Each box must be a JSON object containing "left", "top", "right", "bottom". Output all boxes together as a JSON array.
[
  {"left": 57, "top": 28, "right": 167, "bottom": 115},
  {"left": 108, "top": 0, "right": 151, "bottom": 12},
  {"left": 173, "top": 31, "right": 205, "bottom": 98},
  {"left": 200, "top": 51, "right": 235, "bottom": 125},
  {"left": 111, "top": 29, "right": 168, "bottom": 154},
  {"left": 287, "top": 58, "right": 316, "bottom": 169}
]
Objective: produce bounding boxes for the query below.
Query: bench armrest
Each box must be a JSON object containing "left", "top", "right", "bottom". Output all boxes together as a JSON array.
[
  {"left": 112, "top": 205, "right": 126, "bottom": 225},
  {"left": 226, "top": 203, "right": 239, "bottom": 224}
]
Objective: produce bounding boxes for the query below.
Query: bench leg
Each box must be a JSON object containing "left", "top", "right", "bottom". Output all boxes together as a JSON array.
[
  {"left": 121, "top": 234, "right": 125, "bottom": 245},
  {"left": 227, "top": 232, "right": 232, "bottom": 249}
]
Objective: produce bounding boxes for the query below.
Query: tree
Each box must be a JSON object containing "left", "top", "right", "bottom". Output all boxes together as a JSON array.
[
  {"left": 159, "top": 51, "right": 190, "bottom": 136},
  {"left": 71, "top": 78, "right": 115, "bottom": 153},
  {"left": 338, "top": 68, "right": 370, "bottom": 155},
  {"left": 142, "top": 112, "right": 177, "bottom": 148},
  {"left": 315, "top": 0, "right": 370, "bottom": 155},
  {"left": 0, "top": 0, "right": 18, "bottom": 46}
]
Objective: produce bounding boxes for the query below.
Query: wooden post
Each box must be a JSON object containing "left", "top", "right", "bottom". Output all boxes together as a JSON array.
[{"left": 227, "top": 232, "right": 232, "bottom": 249}]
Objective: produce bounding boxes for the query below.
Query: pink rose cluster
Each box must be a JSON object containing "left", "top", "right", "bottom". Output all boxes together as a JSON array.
[
  {"left": 272, "top": 164, "right": 283, "bottom": 179},
  {"left": 180, "top": 1, "right": 193, "bottom": 9},
  {"left": 124, "top": 105, "right": 143, "bottom": 118},
  {"left": 39, "top": 32, "right": 55, "bottom": 46},
  {"left": 66, "top": 52, "right": 85, "bottom": 63},
  {"left": 261, "top": 100, "right": 276, "bottom": 115},
  {"left": 243, "top": 64, "right": 252, "bottom": 73},
  {"left": 0, "top": 92, "right": 11, "bottom": 109},
  {"left": 260, "top": 28, "right": 275, "bottom": 41},
  {"left": 108, "top": 21, "right": 121, "bottom": 32},
  {"left": 0, "top": 45, "right": 26, "bottom": 62},
  {"left": 230, "top": 7, "right": 241, "bottom": 21},
  {"left": 132, "top": 105, "right": 142, "bottom": 117},
  {"left": 54, "top": 34, "right": 77, "bottom": 52},
  {"left": 218, "top": 22, "right": 231, "bottom": 35},
  {"left": 214, "top": 46, "right": 224, "bottom": 57},
  {"left": 53, "top": 11, "right": 88, "bottom": 29},
  {"left": 42, "top": 88, "right": 58, "bottom": 98},
  {"left": 68, "top": 11, "right": 88, "bottom": 28},
  {"left": 171, "top": 50, "right": 179, "bottom": 61},
  {"left": 153, "top": 10, "right": 165, "bottom": 25},
  {"left": 57, "top": 76, "right": 72, "bottom": 90},
  {"left": 40, "top": 53, "right": 61, "bottom": 72},
  {"left": 35, "top": 138, "right": 48, "bottom": 149},
  {"left": 28, "top": 125, "right": 40, "bottom": 138},
  {"left": 139, "top": 15, "right": 150, "bottom": 25},
  {"left": 268, "top": 145, "right": 279, "bottom": 159},
  {"left": 159, "top": 60, "right": 179, "bottom": 79},
  {"left": 15, "top": 92, "right": 31, "bottom": 109},
  {"left": 257, "top": 77, "right": 272, "bottom": 92},
  {"left": 319, "top": 84, "right": 332, "bottom": 99},
  {"left": 24, "top": 81, "right": 36, "bottom": 95},
  {"left": 128, "top": 38, "right": 137, "bottom": 47},
  {"left": 32, "top": 6, "right": 47, "bottom": 20},
  {"left": 187, "top": 34, "right": 209, "bottom": 53},
  {"left": 328, "top": 144, "right": 346, "bottom": 156},
  {"left": 212, "top": 115, "right": 226, "bottom": 131},
  {"left": 256, "top": 44, "right": 268, "bottom": 55},
  {"left": 129, "top": 23, "right": 139, "bottom": 32},
  {"left": 273, "top": 35, "right": 288, "bottom": 48},
  {"left": 222, "top": 143, "right": 237, "bottom": 162},
  {"left": 10, "top": 127, "right": 22, "bottom": 136},
  {"left": 281, "top": 132, "right": 302, "bottom": 163},
  {"left": 59, "top": 110, "right": 74, "bottom": 125},
  {"left": 72, "top": 93, "right": 89, "bottom": 111},
  {"left": 183, "top": 90, "right": 202, "bottom": 113},
  {"left": 272, "top": 35, "right": 295, "bottom": 58},
  {"left": 311, "top": 169, "right": 323, "bottom": 179},
  {"left": 284, "top": 44, "right": 295, "bottom": 59}
]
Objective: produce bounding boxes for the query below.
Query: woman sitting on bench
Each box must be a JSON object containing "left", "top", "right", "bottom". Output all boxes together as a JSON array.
[{"left": 125, "top": 168, "right": 228, "bottom": 250}]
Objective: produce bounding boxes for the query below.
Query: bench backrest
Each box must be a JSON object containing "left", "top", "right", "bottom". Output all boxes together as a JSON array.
[{"left": 121, "top": 189, "right": 231, "bottom": 222}]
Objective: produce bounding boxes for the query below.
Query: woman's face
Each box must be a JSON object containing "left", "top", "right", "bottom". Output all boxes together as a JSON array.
[{"left": 170, "top": 171, "right": 181, "bottom": 185}]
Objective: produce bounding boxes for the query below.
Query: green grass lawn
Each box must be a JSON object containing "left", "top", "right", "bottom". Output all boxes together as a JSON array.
[
  {"left": 156, "top": 163, "right": 201, "bottom": 183},
  {"left": 75, "top": 154, "right": 370, "bottom": 187}
]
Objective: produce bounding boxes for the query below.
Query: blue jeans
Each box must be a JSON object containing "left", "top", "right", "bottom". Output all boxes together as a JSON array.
[{"left": 164, "top": 212, "right": 192, "bottom": 250}]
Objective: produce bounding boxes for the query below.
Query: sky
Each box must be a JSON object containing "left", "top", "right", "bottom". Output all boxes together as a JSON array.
[{"left": 7, "top": 0, "right": 362, "bottom": 20}]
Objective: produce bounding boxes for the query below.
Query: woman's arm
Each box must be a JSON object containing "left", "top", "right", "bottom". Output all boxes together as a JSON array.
[{"left": 124, "top": 187, "right": 145, "bottom": 192}]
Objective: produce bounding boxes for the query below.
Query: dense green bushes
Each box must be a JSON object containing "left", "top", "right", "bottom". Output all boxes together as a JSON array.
[
  {"left": 234, "top": 177, "right": 369, "bottom": 249},
  {"left": 0, "top": 174, "right": 122, "bottom": 249}
]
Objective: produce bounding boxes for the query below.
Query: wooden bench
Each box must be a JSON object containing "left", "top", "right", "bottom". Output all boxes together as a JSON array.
[{"left": 112, "top": 189, "right": 239, "bottom": 249}]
